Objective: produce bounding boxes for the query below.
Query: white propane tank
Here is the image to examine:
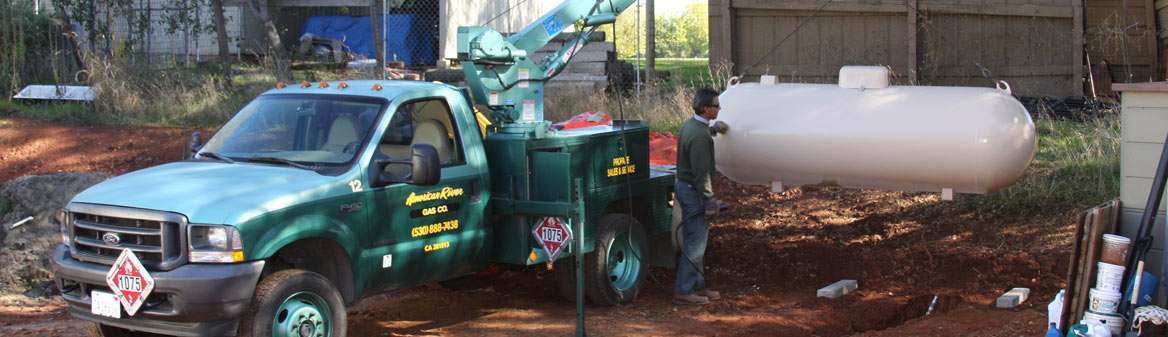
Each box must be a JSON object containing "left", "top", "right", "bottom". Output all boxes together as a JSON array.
[{"left": 714, "top": 66, "right": 1036, "bottom": 195}]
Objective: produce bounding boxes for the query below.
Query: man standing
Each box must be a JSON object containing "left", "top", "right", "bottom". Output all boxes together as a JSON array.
[{"left": 674, "top": 88, "right": 722, "bottom": 305}]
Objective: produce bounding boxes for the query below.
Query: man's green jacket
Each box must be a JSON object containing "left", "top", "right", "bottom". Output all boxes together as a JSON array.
[{"left": 677, "top": 116, "right": 715, "bottom": 198}]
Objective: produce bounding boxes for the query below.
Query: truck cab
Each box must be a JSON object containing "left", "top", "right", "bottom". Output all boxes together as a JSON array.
[{"left": 52, "top": 80, "right": 676, "bottom": 337}]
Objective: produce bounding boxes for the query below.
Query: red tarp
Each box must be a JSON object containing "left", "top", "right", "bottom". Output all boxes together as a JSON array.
[
  {"left": 552, "top": 111, "right": 612, "bottom": 130},
  {"left": 556, "top": 112, "right": 678, "bottom": 166},
  {"left": 649, "top": 131, "right": 677, "bottom": 166}
]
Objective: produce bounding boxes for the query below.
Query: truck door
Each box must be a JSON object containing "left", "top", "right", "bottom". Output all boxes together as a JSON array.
[{"left": 367, "top": 97, "right": 486, "bottom": 287}]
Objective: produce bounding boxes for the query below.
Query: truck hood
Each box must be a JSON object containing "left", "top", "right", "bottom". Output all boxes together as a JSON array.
[{"left": 71, "top": 161, "right": 346, "bottom": 224}]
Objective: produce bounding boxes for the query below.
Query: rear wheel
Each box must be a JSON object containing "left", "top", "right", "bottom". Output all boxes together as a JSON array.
[
  {"left": 585, "top": 214, "right": 647, "bottom": 306},
  {"left": 237, "top": 269, "right": 346, "bottom": 337}
]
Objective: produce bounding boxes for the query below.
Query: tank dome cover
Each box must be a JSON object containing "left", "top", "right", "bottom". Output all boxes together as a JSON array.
[{"left": 838, "top": 66, "right": 890, "bottom": 89}]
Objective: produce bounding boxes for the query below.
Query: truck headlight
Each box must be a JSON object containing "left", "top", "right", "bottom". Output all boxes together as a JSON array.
[
  {"left": 57, "top": 210, "right": 71, "bottom": 246},
  {"left": 188, "top": 224, "right": 245, "bottom": 263}
]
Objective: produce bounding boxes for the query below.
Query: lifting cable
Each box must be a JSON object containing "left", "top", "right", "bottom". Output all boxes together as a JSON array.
[
  {"left": 612, "top": 0, "right": 668, "bottom": 291},
  {"left": 736, "top": 0, "right": 837, "bottom": 79},
  {"left": 612, "top": 0, "right": 662, "bottom": 293},
  {"left": 481, "top": 0, "right": 534, "bottom": 27}
]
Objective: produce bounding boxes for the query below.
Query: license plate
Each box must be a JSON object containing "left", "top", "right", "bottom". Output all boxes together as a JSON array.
[{"left": 91, "top": 290, "right": 121, "bottom": 319}]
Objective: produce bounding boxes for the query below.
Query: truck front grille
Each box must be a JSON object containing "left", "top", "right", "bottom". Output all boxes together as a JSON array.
[{"left": 67, "top": 204, "right": 186, "bottom": 271}]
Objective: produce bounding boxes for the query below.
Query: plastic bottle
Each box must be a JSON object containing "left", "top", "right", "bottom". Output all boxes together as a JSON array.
[
  {"left": 1065, "top": 321, "right": 1088, "bottom": 337},
  {"left": 1045, "top": 323, "right": 1062, "bottom": 337},
  {"left": 1048, "top": 290, "right": 1065, "bottom": 329},
  {"left": 1087, "top": 320, "right": 1111, "bottom": 337}
]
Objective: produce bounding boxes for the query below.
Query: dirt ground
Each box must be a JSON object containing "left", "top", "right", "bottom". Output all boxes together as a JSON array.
[{"left": 0, "top": 116, "right": 1069, "bottom": 336}]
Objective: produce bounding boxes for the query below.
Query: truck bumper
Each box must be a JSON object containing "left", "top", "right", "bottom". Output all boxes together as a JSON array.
[{"left": 50, "top": 245, "right": 265, "bottom": 337}]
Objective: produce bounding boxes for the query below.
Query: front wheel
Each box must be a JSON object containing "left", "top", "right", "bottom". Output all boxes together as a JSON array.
[
  {"left": 237, "top": 269, "right": 347, "bottom": 337},
  {"left": 585, "top": 214, "right": 648, "bottom": 306}
]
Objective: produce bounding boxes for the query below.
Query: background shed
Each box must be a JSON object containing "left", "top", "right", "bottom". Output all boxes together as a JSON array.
[
  {"left": 66, "top": 0, "right": 551, "bottom": 67},
  {"left": 709, "top": 0, "right": 1087, "bottom": 97}
]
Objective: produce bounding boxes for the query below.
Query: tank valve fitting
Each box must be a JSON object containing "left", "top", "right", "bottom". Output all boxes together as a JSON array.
[{"left": 710, "top": 121, "right": 730, "bottom": 136}]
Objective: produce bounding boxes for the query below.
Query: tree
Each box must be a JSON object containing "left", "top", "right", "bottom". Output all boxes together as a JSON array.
[
  {"left": 243, "top": 0, "right": 291, "bottom": 82},
  {"left": 212, "top": 0, "right": 232, "bottom": 85},
  {"left": 600, "top": 3, "right": 709, "bottom": 59},
  {"left": 370, "top": 0, "right": 384, "bottom": 76}
]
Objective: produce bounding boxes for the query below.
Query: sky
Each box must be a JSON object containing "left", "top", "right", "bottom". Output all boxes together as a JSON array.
[{"left": 540, "top": 0, "right": 704, "bottom": 17}]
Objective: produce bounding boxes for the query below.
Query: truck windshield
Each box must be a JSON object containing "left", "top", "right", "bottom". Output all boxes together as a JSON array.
[{"left": 199, "top": 94, "right": 386, "bottom": 166}]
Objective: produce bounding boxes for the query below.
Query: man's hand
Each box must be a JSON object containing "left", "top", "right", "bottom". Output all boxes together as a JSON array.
[{"left": 710, "top": 121, "right": 729, "bottom": 135}]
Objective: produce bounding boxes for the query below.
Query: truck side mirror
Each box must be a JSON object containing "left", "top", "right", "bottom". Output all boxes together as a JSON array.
[
  {"left": 186, "top": 132, "right": 202, "bottom": 159},
  {"left": 374, "top": 144, "right": 441, "bottom": 187}
]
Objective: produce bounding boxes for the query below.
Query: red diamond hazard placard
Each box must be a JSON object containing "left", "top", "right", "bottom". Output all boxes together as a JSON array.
[
  {"left": 105, "top": 249, "right": 155, "bottom": 316},
  {"left": 532, "top": 217, "right": 573, "bottom": 262}
]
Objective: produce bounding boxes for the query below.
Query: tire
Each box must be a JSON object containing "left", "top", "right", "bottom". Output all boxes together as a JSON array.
[
  {"left": 88, "top": 323, "right": 167, "bottom": 337},
  {"left": 237, "top": 269, "right": 347, "bottom": 337},
  {"left": 584, "top": 214, "right": 648, "bottom": 306}
]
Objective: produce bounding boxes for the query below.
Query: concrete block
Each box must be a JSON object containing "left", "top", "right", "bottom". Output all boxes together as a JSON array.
[
  {"left": 995, "top": 287, "right": 1031, "bottom": 308},
  {"left": 534, "top": 50, "right": 612, "bottom": 64},
  {"left": 816, "top": 279, "right": 859, "bottom": 299}
]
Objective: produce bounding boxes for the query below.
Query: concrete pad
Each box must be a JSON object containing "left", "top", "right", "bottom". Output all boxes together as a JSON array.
[
  {"left": 817, "top": 279, "right": 859, "bottom": 299},
  {"left": 995, "top": 287, "right": 1031, "bottom": 308}
]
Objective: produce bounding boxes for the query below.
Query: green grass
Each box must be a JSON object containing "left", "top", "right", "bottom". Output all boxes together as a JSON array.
[
  {"left": 0, "top": 196, "right": 9, "bottom": 218},
  {"left": 625, "top": 58, "right": 717, "bottom": 90},
  {"left": 2, "top": 63, "right": 296, "bottom": 128},
  {"left": 0, "top": 100, "right": 100, "bottom": 124},
  {"left": 957, "top": 116, "right": 1121, "bottom": 215}
]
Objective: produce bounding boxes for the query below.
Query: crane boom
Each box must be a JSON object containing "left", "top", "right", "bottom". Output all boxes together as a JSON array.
[{"left": 457, "top": 0, "right": 637, "bottom": 129}]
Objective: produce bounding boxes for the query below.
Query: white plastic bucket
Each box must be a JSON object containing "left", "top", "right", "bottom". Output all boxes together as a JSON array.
[
  {"left": 1095, "top": 262, "right": 1125, "bottom": 292},
  {"left": 1082, "top": 310, "right": 1124, "bottom": 336},
  {"left": 1088, "top": 288, "right": 1122, "bottom": 314}
]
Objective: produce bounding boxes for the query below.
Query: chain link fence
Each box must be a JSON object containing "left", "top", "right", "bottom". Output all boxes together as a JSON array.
[{"left": 1, "top": 0, "right": 452, "bottom": 123}]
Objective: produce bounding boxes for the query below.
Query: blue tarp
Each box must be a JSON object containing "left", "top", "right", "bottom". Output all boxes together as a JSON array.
[{"left": 302, "top": 14, "right": 436, "bottom": 66}]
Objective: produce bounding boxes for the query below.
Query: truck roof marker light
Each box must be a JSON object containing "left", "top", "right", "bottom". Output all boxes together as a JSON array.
[
  {"left": 372, "top": 83, "right": 383, "bottom": 91},
  {"left": 300, "top": 81, "right": 311, "bottom": 88},
  {"left": 338, "top": 81, "right": 349, "bottom": 89},
  {"left": 319, "top": 81, "right": 330, "bottom": 88},
  {"left": 274, "top": 82, "right": 287, "bottom": 89}
]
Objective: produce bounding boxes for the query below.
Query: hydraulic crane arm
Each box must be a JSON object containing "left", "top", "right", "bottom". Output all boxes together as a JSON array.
[{"left": 457, "top": 0, "right": 637, "bottom": 127}]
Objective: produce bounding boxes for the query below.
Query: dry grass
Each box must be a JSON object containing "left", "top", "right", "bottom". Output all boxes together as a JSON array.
[
  {"left": 86, "top": 56, "right": 233, "bottom": 125},
  {"left": 545, "top": 87, "right": 693, "bottom": 133},
  {"left": 545, "top": 61, "right": 732, "bottom": 133}
]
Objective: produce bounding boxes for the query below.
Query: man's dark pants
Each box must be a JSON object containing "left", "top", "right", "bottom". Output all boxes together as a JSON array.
[{"left": 675, "top": 179, "right": 708, "bottom": 295}]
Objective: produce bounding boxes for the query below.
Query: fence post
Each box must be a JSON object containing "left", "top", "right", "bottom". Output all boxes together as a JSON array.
[{"left": 907, "top": 0, "right": 919, "bottom": 84}]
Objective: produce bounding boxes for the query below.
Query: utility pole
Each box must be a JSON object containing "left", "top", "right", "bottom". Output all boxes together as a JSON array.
[{"left": 645, "top": 0, "right": 655, "bottom": 85}]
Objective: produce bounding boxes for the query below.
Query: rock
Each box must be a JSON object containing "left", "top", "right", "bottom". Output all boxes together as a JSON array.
[
  {"left": 0, "top": 173, "right": 107, "bottom": 295},
  {"left": 22, "top": 280, "right": 58, "bottom": 298}
]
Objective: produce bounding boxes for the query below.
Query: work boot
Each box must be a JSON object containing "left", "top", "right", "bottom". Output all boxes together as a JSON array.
[
  {"left": 673, "top": 293, "right": 710, "bottom": 305},
  {"left": 698, "top": 289, "right": 721, "bottom": 301}
]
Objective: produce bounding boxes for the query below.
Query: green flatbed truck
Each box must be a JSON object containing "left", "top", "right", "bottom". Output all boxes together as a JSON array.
[{"left": 51, "top": 1, "right": 672, "bottom": 336}]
